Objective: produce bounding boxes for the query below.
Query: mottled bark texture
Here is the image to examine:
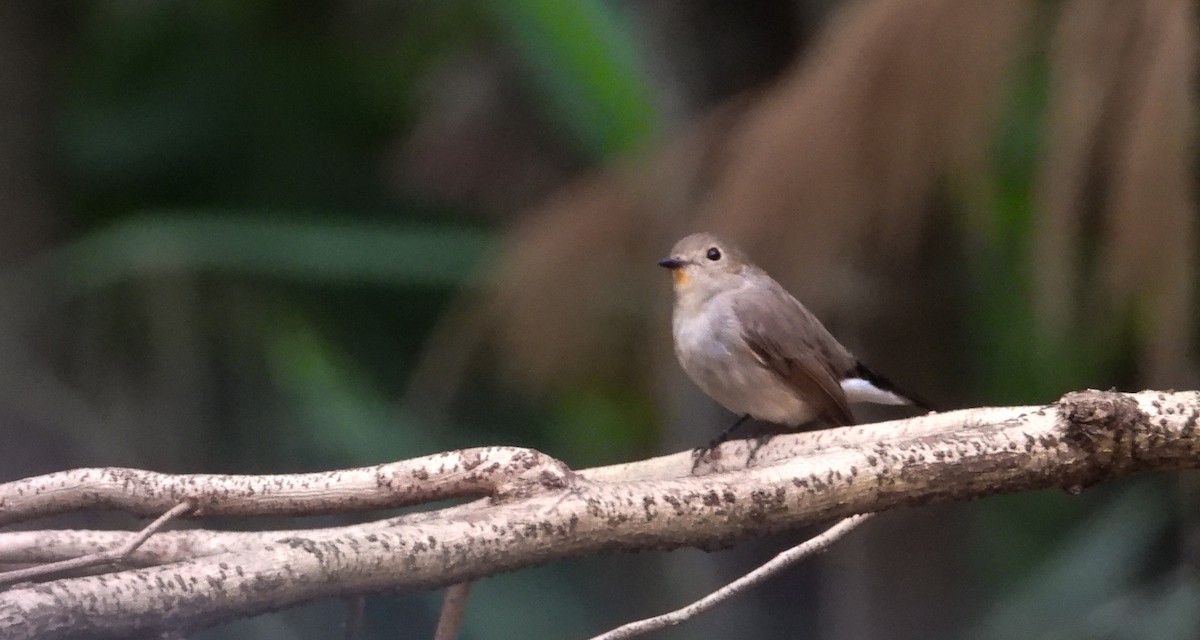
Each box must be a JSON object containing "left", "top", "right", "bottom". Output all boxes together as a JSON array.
[{"left": 1, "top": 390, "right": 1198, "bottom": 639}]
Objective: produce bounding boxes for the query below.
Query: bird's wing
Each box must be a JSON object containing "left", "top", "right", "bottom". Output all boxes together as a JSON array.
[{"left": 733, "top": 288, "right": 855, "bottom": 427}]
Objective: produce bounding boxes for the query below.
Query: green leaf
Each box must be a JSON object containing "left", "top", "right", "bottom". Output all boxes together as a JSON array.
[
  {"left": 488, "top": 0, "right": 663, "bottom": 157},
  {"left": 7, "top": 212, "right": 491, "bottom": 297}
]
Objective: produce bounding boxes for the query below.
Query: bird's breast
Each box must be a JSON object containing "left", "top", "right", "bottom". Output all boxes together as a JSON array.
[{"left": 672, "top": 302, "right": 814, "bottom": 426}]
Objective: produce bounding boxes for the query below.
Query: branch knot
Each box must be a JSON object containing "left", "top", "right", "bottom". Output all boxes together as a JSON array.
[
  {"left": 1058, "top": 390, "right": 1148, "bottom": 490},
  {"left": 492, "top": 450, "right": 577, "bottom": 500}
]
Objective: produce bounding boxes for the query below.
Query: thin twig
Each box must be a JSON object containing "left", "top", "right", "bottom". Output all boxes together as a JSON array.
[
  {"left": 589, "top": 514, "right": 875, "bottom": 640},
  {"left": 0, "top": 500, "right": 194, "bottom": 586},
  {"left": 434, "top": 581, "right": 474, "bottom": 640}
]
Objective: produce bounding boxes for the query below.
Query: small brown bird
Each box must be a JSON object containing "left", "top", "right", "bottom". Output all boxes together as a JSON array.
[{"left": 659, "top": 232, "right": 928, "bottom": 444}]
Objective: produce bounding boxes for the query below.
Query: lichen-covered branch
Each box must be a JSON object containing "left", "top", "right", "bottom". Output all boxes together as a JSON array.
[
  {"left": 0, "top": 446, "right": 573, "bottom": 525},
  {"left": 0, "top": 500, "right": 193, "bottom": 586},
  {"left": 1, "top": 390, "right": 1197, "bottom": 639}
]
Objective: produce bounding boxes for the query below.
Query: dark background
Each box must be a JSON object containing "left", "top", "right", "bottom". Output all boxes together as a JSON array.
[{"left": 1, "top": 1, "right": 1198, "bottom": 639}]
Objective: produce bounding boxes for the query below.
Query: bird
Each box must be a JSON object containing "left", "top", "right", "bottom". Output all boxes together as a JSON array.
[{"left": 658, "top": 232, "right": 929, "bottom": 450}]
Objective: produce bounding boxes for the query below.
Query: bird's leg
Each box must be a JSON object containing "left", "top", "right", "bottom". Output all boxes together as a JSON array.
[
  {"left": 709, "top": 413, "right": 751, "bottom": 448},
  {"left": 691, "top": 414, "right": 751, "bottom": 471}
]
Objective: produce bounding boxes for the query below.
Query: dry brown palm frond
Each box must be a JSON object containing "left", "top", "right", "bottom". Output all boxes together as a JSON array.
[
  {"left": 404, "top": 99, "right": 753, "bottom": 401},
  {"left": 1035, "top": 0, "right": 1198, "bottom": 386},
  {"left": 694, "top": 0, "right": 1032, "bottom": 309},
  {"left": 457, "top": 0, "right": 1030, "bottom": 392},
  {"left": 414, "top": 0, "right": 1197, "bottom": 401},
  {"left": 409, "top": 0, "right": 1033, "bottom": 398},
  {"left": 1033, "top": 0, "right": 1142, "bottom": 343}
]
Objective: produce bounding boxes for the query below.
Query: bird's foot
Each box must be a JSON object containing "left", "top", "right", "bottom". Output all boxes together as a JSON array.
[
  {"left": 690, "top": 443, "right": 720, "bottom": 473},
  {"left": 745, "top": 432, "right": 777, "bottom": 466}
]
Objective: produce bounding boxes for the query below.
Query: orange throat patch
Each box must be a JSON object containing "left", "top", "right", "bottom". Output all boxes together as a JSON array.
[{"left": 672, "top": 269, "right": 689, "bottom": 286}]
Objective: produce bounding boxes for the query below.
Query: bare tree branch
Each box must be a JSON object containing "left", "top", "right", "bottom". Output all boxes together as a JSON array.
[
  {"left": 0, "top": 390, "right": 1196, "bottom": 639},
  {"left": 0, "top": 447, "right": 572, "bottom": 525},
  {"left": 434, "top": 582, "right": 474, "bottom": 640},
  {"left": 591, "top": 514, "right": 874, "bottom": 640},
  {"left": 0, "top": 500, "right": 193, "bottom": 586}
]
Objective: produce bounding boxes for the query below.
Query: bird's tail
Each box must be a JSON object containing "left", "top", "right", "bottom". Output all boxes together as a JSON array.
[{"left": 853, "top": 362, "right": 934, "bottom": 412}]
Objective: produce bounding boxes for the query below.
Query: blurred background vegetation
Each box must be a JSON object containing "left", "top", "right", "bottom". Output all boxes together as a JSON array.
[{"left": 1, "top": 1, "right": 1198, "bottom": 639}]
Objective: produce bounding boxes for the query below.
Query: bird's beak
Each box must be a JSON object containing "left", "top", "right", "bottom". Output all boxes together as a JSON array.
[{"left": 658, "top": 257, "right": 686, "bottom": 270}]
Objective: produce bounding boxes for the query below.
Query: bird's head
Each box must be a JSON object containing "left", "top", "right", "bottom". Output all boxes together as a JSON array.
[{"left": 658, "top": 232, "right": 752, "bottom": 302}]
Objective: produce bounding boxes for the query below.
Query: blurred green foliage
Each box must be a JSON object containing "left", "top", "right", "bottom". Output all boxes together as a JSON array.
[
  {"left": 27, "top": 4, "right": 665, "bottom": 636},
  {"left": 49, "top": 0, "right": 663, "bottom": 467},
  {"left": 490, "top": 0, "right": 662, "bottom": 156}
]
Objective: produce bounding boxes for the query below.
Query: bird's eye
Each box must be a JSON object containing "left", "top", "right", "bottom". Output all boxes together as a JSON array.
[{"left": 706, "top": 247, "right": 722, "bottom": 261}]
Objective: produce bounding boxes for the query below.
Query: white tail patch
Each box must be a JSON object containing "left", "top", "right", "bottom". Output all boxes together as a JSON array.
[{"left": 841, "top": 377, "right": 911, "bottom": 406}]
